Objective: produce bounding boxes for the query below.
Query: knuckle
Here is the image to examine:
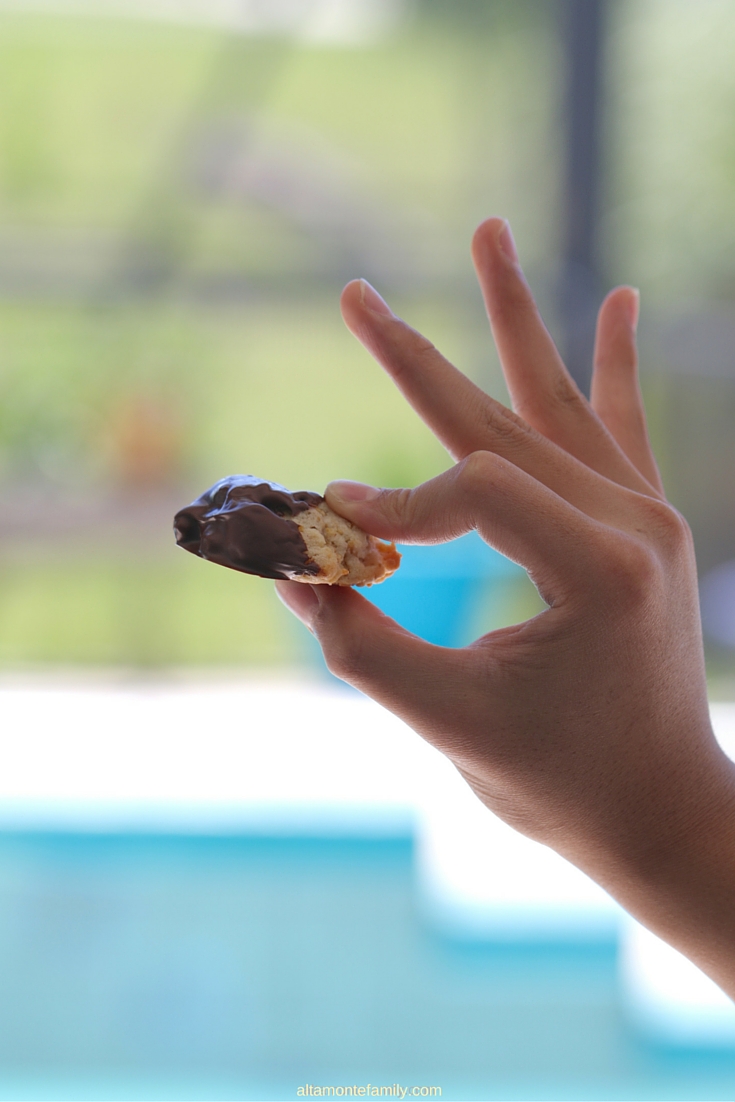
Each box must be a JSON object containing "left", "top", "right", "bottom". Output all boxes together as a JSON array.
[
  {"left": 380, "top": 485, "right": 414, "bottom": 529},
  {"left": 601, "top": 534, "right": 660, "bottom": 609},
  {"left": 395, "top": 326, "right": 438, "bottom": 372},
  {"left": 481, "top": 399, "right": 529, "bottom": 447},
  {"left": 378, "top": 323, "right": 438, "bottom": 382},
  {"left": 411, "top": 330, "right": 440, "bottom": 358},
  {"left": 590, "top": 502, "right": 691, "bottom": 614},
  {"left": 551, "top": 372, "right": 587, "bottom": 414},
  {"left": 636, "top": 497, "right": 693, "bottom": 558},
  {"left": 320, "top": 627, "right": 366, "bottom": 683},
  {"left": 657, "top": 501, "right": 692, "bottom": 546},
  {"left": 457, "top": 449, "right": 498, "bottom": 494}
]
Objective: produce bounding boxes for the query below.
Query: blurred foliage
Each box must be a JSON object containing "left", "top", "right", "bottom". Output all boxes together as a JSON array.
[
  {"left": 0, "top": 550, "right": 294, "bottom": 666},
  {"left": 0, "top": 4, "right": 558, "bottom": 669},
  {"left": 0, "top": 2, "right": 733, "bottom": 667},
  {"left": 0, "top": 7, "right": 561, "bottom": 486}
]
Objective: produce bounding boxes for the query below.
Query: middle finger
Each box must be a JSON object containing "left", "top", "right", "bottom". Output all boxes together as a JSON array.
[{"left": 471, "top": 219, "right": 654, "bottom": 495}]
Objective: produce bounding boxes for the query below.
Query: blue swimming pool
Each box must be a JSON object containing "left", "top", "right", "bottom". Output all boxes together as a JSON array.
[{"left": 0, "top": 830, "right": 732, "bottom": 1101}]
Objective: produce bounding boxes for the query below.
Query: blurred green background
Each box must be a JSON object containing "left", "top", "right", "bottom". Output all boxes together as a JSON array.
[{"left": 1, "top": 0, "right": 735, "bottom": 673}]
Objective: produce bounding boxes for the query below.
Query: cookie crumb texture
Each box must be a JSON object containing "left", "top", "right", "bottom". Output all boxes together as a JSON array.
[{"left": 296, "top": 501, "right": 400, "bottom": 586}]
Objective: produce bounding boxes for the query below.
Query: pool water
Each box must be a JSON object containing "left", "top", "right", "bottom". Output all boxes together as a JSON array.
[{"left": 0, "top": 831, "right": 733, "bottom": 1101}]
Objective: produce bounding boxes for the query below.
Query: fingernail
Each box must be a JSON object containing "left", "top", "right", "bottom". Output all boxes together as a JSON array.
[
  {"left": 628, "top": 288, "right": 640, "bottom": 331},
  {"left": 359, "top": 279, "right": 393, "bottom": 317},
  {"left": 328, "top": 480, "right": 381, "bottom": 504},
  {"left": 275, "top": 581, "right": 318, "bottom": 629},
  {"left": 496, "top": 219, "right": 519, "bottom": 264}
]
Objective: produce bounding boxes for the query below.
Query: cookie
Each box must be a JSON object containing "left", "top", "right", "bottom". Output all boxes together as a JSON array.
[{"left": 174, "top": 475, "right": 400, "bottom": 586}]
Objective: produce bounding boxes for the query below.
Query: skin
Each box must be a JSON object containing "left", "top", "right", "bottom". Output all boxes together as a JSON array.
[{"left": 276, "top": 217, "right": 735, "bottom": 997}]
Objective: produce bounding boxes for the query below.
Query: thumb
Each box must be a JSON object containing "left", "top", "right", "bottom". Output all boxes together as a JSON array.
[{"left": 274, "top": 580, "right": 471, "bottom": 750}]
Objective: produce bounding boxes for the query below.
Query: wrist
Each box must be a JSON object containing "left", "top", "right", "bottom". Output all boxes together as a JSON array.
[{"left": 603, "top": 738, "right": 735, "bottom": 996}]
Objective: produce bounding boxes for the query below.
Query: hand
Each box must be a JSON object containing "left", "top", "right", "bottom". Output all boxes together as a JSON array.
[{"left": 276, "top": 218, "right": 735, "bottom": 996}]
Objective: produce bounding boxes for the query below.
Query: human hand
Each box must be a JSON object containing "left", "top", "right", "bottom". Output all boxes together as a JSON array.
[{"left": 276, "top": 218, "right": 735, "bottom": 995}]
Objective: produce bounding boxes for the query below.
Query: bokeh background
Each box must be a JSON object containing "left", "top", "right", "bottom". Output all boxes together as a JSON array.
[
  {"left": 3, "top": 0, "right": 735, "bottom": 675},
  {"left": 2, "top": 1, "right": 735, "bottom": 1099}
]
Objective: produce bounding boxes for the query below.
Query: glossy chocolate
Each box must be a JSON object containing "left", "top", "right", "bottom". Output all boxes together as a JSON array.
[{"left": 173, "top": 474, "right": 323, "bottom": 580}]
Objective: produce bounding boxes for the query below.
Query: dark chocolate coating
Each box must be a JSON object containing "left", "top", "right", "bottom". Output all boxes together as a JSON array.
[{"left": 173, "top": 475, "right": 323, "bottom": 580}]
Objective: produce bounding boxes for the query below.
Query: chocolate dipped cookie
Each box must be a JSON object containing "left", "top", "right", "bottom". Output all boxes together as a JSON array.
[{"left": 174, "top": 475, "right": 400, "bottom": 586}]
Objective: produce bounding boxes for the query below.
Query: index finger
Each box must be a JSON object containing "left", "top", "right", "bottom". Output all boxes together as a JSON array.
[{"left": 340, "top": 277, "right": 495, "bottom": 462}]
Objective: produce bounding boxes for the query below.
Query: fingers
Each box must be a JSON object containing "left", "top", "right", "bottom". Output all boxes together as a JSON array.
[
  {"left": 326, "top": 451, "right": 618, "bottom": 604},
  {"left": 275, "top": 580, "right": 471, "bottom": 745},
  {"left": 340, "top": 278, "right": 509, "bottom": 464},
  {"left": 341, "top": 270, "right": 652, "bottom": 503},
  {"left": 341, "top": 281, "right": 649, "bottom": 527},
  {"left": 470, "top": 218, "right": 653, "bottom": 495},
  {"left": 591, "top": 287, "right": 665, "bottom": 495}
]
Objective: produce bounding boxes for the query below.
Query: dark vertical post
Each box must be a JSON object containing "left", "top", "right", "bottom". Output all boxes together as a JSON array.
[{"left": 559, "top": 0, "right": 607, "bottom": 395}]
